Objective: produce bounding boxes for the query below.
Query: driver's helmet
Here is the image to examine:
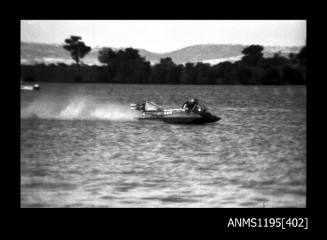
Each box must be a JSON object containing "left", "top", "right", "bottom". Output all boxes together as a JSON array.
[{"left": 190, "top": 98, "right": 198, "bottom": 104}]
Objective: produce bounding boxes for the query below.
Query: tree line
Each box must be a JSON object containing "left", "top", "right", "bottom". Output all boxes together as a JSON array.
[{"left": 21, "top": 36, "right": 306, "bottom": 85}]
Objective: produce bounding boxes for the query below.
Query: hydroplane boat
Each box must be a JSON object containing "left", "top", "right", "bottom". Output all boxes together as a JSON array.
[{"left": 130, "top": 100, "right": 220, "bottom": 124}]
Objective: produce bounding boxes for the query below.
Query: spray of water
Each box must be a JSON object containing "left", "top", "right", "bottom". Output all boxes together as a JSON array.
[{"left": 21, "top": 94, "right": 139, "bottom": 121}]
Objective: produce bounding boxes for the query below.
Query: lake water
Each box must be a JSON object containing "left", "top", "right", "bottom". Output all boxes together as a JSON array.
[{"left": 20, "top": 83, "right": 306, "bottom": 208}]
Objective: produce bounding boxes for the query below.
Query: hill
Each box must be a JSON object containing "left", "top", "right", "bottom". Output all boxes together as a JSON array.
[{"left": 21, "top": 42, "right": 302, "bottom": 65}]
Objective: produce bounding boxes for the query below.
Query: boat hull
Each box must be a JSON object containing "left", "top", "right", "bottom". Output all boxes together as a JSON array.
[
  {"left": 137, "top": 110, "right": 220, "bottom": 124},
  {"left": 162, "top": 116, "right": 220, "bottom": 124}
]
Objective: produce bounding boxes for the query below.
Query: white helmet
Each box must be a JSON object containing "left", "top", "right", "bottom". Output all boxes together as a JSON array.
[{"left": 190, "top": 98, "right": 198, "bottom": 104}]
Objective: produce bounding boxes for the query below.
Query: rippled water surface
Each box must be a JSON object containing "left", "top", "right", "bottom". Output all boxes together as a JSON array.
[{"left": 21, "top": 84, "right": 306, "bottom": 207}]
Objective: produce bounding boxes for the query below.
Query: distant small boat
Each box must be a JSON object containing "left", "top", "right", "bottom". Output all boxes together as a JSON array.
[{"left": 21, "top": 84, "right": 40, "bottom": 91}]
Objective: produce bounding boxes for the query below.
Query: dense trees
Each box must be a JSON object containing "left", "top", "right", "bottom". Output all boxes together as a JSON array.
[
  {"left": 63, "top": 36, "right": 92, "bottom": 65},
  {"left": 21, "top": 45, "right": 306, "bottom": 85},
  {"left": 98, "top": 47, "right": 151, "bottom": 83},
  {"left": 150, "top": 58, "right": 180, "bottom": 84},
  {"left": 241, "top": 45, "right": 264, "bottom": 66}
]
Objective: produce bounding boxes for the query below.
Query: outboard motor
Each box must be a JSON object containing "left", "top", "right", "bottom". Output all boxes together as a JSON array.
[{"left": 130, "top": 103, "right": 145, "bottom": 111}]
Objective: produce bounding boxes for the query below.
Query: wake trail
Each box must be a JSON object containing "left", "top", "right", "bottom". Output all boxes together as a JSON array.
[{"left": 21, "top": 95, "right": 139, "bottom": 121}]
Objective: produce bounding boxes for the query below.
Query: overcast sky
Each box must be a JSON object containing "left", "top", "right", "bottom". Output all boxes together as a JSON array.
[{"left": 21, "top": 20, "right": 306, "bottom": 53}]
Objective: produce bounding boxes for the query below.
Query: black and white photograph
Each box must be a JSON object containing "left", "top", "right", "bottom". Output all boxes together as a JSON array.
[{"left": 20, "top": 20, "right": 306, "bottom": 208}]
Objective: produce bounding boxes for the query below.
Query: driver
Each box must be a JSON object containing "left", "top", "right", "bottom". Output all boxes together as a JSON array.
[{"left": 182, "top": 98, "right": 199, "bottom": 112}]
